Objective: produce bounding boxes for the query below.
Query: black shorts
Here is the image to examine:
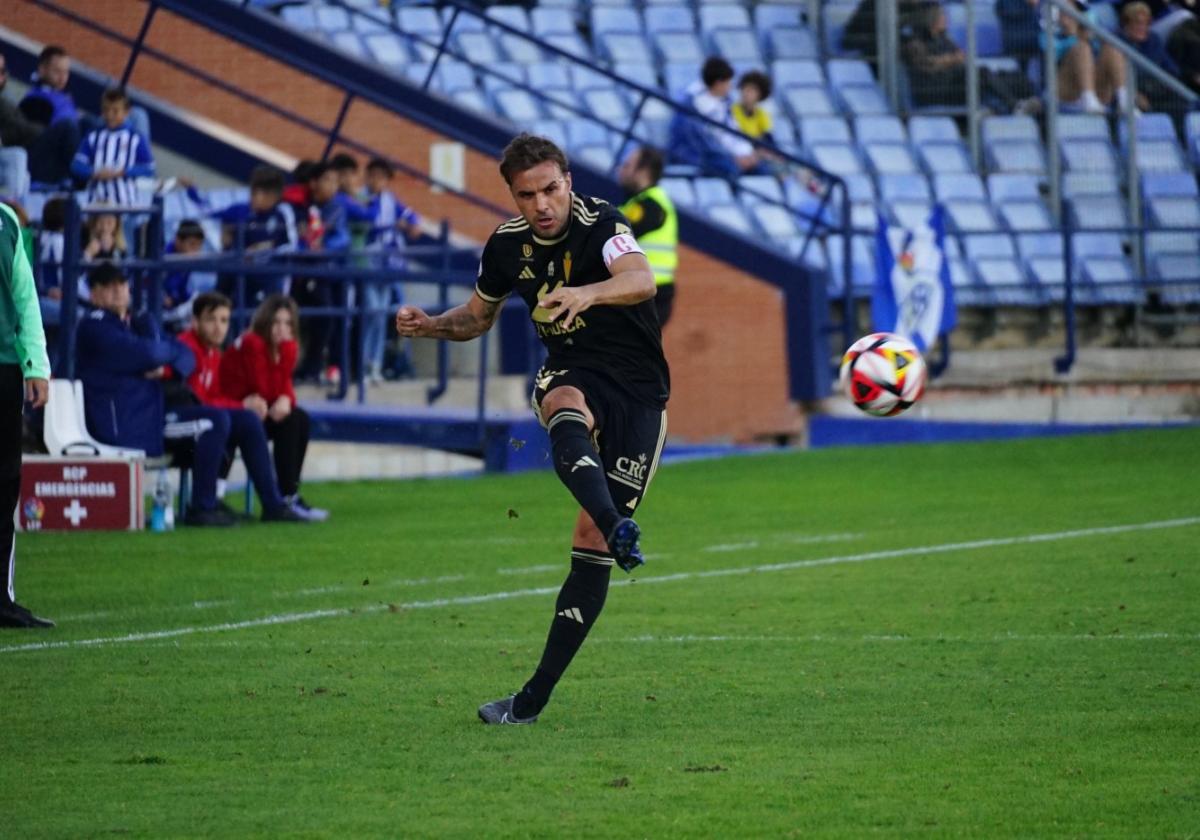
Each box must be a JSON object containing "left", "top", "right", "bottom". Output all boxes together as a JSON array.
[{"left": 532, "top": 365, "right": 668, "bottom": 516}]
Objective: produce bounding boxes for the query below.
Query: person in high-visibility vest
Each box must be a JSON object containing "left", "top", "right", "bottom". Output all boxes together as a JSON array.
[
  {"left": 617, "top": 146, "right": 679, "bottom": 328},
  {"left": 0, "top": 201, "right": 52, "bottom": 628}
]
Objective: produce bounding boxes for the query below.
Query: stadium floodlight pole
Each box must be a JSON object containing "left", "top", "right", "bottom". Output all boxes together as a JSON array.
[
  {"left": 1043, "top": 0, "right": 1061, "bottom": 226},
  {"left": 965, "top": 0, "right": 981, "bottom": 171}
]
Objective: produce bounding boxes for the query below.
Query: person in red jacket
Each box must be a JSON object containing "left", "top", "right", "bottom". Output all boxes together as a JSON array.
[
  {"left": 178, "top": 292, "right": 305, "bottom": 524},
  {"left": 220, "top": 293, "right": 328, "bottom": 521}
]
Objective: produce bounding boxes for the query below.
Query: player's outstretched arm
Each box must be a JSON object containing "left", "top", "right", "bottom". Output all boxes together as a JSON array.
[
  {"left": 538, "top": 252, "right": 655, "bottom": 330},
  {"left": 396, "top": 293, "right": 501, "bottom": 341}
]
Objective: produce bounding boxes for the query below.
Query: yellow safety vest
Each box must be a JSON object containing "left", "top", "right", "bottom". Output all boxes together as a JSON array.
[{"left": 620, "top": 185, "right": 678, "bottom": 287}]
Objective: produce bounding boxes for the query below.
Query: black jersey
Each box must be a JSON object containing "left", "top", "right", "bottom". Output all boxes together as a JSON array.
[{"left": 476, "top": 193, "right": 670, "bottom": 409}]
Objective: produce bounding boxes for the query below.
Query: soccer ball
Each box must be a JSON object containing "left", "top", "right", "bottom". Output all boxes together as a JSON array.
[{"left": 838, "top": 332, "right": 927, "bottom": 417}]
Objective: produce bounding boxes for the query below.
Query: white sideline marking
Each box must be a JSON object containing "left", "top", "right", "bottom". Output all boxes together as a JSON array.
[
  {"left": 703, "top": 532, "right": 862, "bottom": 553},
  {"left": 286, "top": 574, "right": 466, "bottom": 597},
  {"left": 3, "top": 516, "right": 1197, "bottom": 655},
  {"left": 498, "top": 564, "right": 562, "bottom": 576}
]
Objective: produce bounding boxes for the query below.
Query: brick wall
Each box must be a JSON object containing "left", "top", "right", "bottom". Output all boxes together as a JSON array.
[{"left": 8, "top": 0, "right": 804, "bottom": 442}]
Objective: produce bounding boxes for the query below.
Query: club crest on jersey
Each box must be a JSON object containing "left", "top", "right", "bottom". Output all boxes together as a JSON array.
[
  {"left": 522, "top": 243, "right": 533, "bottom": 258},
  {"left": 547, "top": 261, "right": 555, "bottom": 279},
  {"left": 563, "top": 251, "right": 572, "bottom": 284}
]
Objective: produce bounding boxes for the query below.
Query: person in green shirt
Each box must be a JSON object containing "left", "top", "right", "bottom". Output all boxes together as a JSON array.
[
  {"left": 617, "top": 146, "right": 679, "bottom": 328},
  {"left": 0, "top": 201, "right": 53, "bottom": 628}
]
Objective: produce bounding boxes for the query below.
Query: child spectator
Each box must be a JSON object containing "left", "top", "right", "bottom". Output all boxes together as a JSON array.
[
  {"left": 731, "top": 71, "right": 776, "bottom": 145},
  {"left": 20, "top": 46, "right": 77, "bottom": 127},
  {"left": 294, "top": 161, "right": 349, "bottom": 384},
  {"left": 668, "top": 57, "right": 768, "bottom": 176},
  {"left": 363, "top": 157, "right": 421, "bottom": 383},
  {"left": 212, "top": 165, "right": 297, "bottom": 305},
  {"left": 329, "top": 152, "right": 375, "bottom": 225},
  {"left": 82, "top": 210, "right": 128, "bottom": 262},
  {"left": 177, "top": 292, "right": 308, "bottom": 523},
  {"left": 70, "top": 88, "right": 155, "bottom": 207},
  {"left": 220, "top": 294, "right": 328, "bottom": 521},
  {"left": 163, "top": 219, "right": 207, "bottom": 330}
]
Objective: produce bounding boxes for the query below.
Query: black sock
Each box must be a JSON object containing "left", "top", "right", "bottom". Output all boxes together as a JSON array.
[
  {"left": 514, "top": 550, "right": 613, "bottom": 718},
  {"left": 546, "top": 409, "right": 620, "bottom": 538}
]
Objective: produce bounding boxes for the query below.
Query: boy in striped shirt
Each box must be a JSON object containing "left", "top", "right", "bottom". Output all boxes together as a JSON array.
[{"left": 70, "top": 88, "right": 155, "bottom": 207}]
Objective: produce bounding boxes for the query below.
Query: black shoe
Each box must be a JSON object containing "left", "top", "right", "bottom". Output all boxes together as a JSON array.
[
  {"left": 261, "top": 504, "right": 308, "bottom": 524},
  {"left": 606, "top": 517, "right": 645, "bottom": 573},
  {"left": 0, "top": 601, "right": 55, "bottom": 629},
  {"left": 478, "top": 694, "right": 538, "bottom": 725},
  {"left": 183, "top": 505, "right": 239, "bottom": 527}
]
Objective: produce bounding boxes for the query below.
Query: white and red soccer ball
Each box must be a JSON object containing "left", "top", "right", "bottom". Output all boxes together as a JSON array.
[{"left": 838, "top": 332, "right": 927, "bottom": 417}]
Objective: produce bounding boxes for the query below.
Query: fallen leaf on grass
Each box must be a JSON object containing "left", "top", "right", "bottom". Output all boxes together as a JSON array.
[
  {"left": 684, "top": 765, "right": 727, "bottom": 773},
  {"left": 507, "top": 508, "right": 520, "bottom": 519},
  {"left": 117, "top": 755, "right": 167, "bottom": 765},
  {"left": 606, "top": 777, "right": 630, "bottom": 788}
]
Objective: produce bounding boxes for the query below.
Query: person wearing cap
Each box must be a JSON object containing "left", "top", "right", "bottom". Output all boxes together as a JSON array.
[{"left": 0, "top": 201, "right": 52, "bottom": 628}]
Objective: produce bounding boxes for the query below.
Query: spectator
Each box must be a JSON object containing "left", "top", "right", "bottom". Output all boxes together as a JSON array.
[
  {"left": 616, "top": 146, "right": 679, "bottom": 328},
  {"left": 1118, "top": 2, "right": 1190, "bottom": 111},
  {"left": 20, "top": 45, "right": 77, "bottom": 127},
  {"left": 363, "top": 157, "right": 421, "bottom": 383},
  {"left": 70, "top": 87, "right": 155, "bottom": 206},
  {"left": 82, "top": 210, "right": 128, "bottom": 263},
  {"left": 220, "top": 294, "right": 328, "bottom": 521},
  {"left": 997, "top": 0, "right": 1042, "bottom": 71},
  {"left": 903, "top": 2, "right": 1042, "bottom": 113},
  {"left": 329, "top": 152, "right": 375, "bottom": 227},
  {"left": 668, "top": 57, "right": 767, "bottom": 176},
  {"left": 0, "top": 50, "right": 78, "bottom": 185},
  {"left": 1053, "top": 1, "right": 1133, "bottom": 113},
  {"left": 36, "top": 197, "right": 66, "bottom": 330},
  {"left": 1152, "top": 1, "right": 1200, "bottom": 92},
  {"left": 213, "top": 165, "right": 297, "bottom": 305},
  {"left": 283, "top": 159, "right": 317, "bottom": 214},
  {"left": 162, "top": 219, "right": 207, "bottom": 330},
  {"left": 293, "top": 161, "right": 349, "bottom": 384},
  {"left": 731, "top": 71, "right": 776, "bottom": 145},
  {"left": 842, "top": 0, "right": 924, "bottom": 63},
  {"left": 177, "top": 292, "right": 308, "bottom": 523}
]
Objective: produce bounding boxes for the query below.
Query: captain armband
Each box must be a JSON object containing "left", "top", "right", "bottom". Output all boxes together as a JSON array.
[{"left": 601, "top": 233, "right": 644, "bottom": 268}]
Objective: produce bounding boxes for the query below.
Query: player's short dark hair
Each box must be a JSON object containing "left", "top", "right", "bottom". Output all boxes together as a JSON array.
[
  {"left": 251, "top": 293, "right": 300, "bottom": 347},
  {"left": 292, "top": 159, "right": 318, "bottom": 183},
  {"left": 101, "top": 87, "right": 130, "bottom": 109},
  {"left": 192, "top": 291, "right": 232, "bottom": 319},
  {"left": 701, "top": 56, "right": 735, "bottom": 88},
  {"left": 328, "top": 152, "right": 358, "bottom": 172},
  {"left": 738, "top": 70, "right": 772, "bottom": 101},
  {"left": 174, "top": 219, "right": 205, "bottom": 242},
  {"left": 499, "top": 133, "right": 570, "bottom": 186},
  {"left": 249, "top": 165, "right": 286, "bottom": 194},
  {"left": 306, "top": 161, "right": 332, "bottom": 182},
  {"left": 631, "top": 146, "right": 664, "bottom": 183},
  {"left": 87, "top": 261, "right": 126, "bottom": 288},
  {"left": 38, "top": 45, "right": 67, "bottom": 66},
  {"left": 41, "top": 196, "right": 67, "bottom": 232},
  {"left": 366, "top": 157, "right": 394, "bottom": 177}
]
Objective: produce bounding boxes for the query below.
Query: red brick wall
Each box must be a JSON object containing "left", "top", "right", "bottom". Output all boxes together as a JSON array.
[{"left": 8, "top": 0, "right": 803, "bottom": 442}]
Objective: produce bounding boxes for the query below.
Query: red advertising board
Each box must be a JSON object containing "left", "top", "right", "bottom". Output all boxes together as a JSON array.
[{"left": 18, "top": 456, "right": 144, "bottom": 532}]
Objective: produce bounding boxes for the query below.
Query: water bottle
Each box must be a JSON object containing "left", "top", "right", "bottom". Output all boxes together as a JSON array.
[{"left": 150, "top": 470, "right": 172, "bottom": 533}]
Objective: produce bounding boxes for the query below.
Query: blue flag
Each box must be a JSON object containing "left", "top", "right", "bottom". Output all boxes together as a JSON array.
[{"left": 871, "top": 206, "right": 957, "bottom": 352}]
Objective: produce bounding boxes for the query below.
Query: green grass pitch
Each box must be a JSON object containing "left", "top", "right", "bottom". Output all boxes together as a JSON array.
[{"left": 3, "top": 427, "right": 1198, "bottom": 837}]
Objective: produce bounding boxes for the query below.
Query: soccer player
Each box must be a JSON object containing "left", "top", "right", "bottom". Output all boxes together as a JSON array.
[
  {"left": 396, "top": 134, "right": 670, "bottom": 725},
  {"left": 0, "top": 201, "right": 52, "bottom": 628}
]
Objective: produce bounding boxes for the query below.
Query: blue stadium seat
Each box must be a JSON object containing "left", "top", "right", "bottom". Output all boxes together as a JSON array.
[
  {"left": 963, "top": 233, "right": 1016, "bottom": 260},
  {"left": 737, "top": 174, "right": 786, "bottom": 206},
  {"left": 575, "top": 145, "right": 616, "bottom": 171},
  {"left": 909, "top": 115, "right": 961, "bottom": 145},
  {"left": 531, "top": 7, "right": 576, "bottom": 37},
  {"left": 751, "top": 204, "right": 802, "bottom": 241},
  {"left": 754, "top": 4, "right": 803, "bottom": 38},
  {"left": 591, "top": 5, "right": 642, "bottom": 35},
  {"left": 772, "top": 60, "right": 825, "bottom": 88},
  {"left": 1129, "top": 140, "right": 1189, "bottom": 173},
  {"left": 799, "top": 116, "right": 851, "bottom": 148},
  {"left": 879, "top": 172, "right": 930, "bottom": 203},
  {"left": 916, "top": 142, "right": 972, "bottom": 175},
  {"left": 985, "top": 140, "right": 1046, "bottom": 174},
  {"left": 708, "top": 29, "right": 764, "bottom": 65},
  {"left": 827, "top": 59, "right": 875, "bottom": 89},
  {"left": 433, "top": 59, "right": 477, "bottom": 94},
  {"left": 449, "top": 88, "right": 488, "bottom": 114},
  {"left": 1027, "top": 256, "right": 1066, "bottom": 303},
  {"left": 599, "top": 32, "right": 654, "bottom": 64},
  {"left": 489, "top": 62, "right": 528, "bottom": 85},
  {"left": 493, "top": 88, "right": 543, "bottom": 123},
  {"left": 566, "top": 119, "right": 614, "bottom": 151},
  {"left": 645, "top": 4, "right": 696, "bottom": 34},
  {"left": 975, "top": 257, "right": 1042, "bottom": 306},
  {"left": 1141, "top": 171, "right": 1200, "bottom": 198},
  {"left": 889, "top": 200, "right": 933, "bottom": 229},
  {"left": 837, "top": 85, "right": 890, "bottom": 116},
  {"left": 1067, "top": 195, "right": 1127, "bottom": 230},
  {"left": 982, "top": 114, "right": 1040, "bottom": 144},
  {"left": 1061, "top": 171, "right": 1120, "bottom": 198},
  {"left": 654, "top": 32, "right": 706, "bottom": 66},
  {"left": 527, "top": 62, "right": 572, "bottom": 90},
  {"left": 1147, "top": 196, "right": 1200, "bottom": 229},
  {"left": 581, "top": 89, "right": 630, "bottom": 127},
  {"left": 998, "top": 200, "right": 1053, "bottom": 232},
  {"left": 538, "top": 120, "right": 570, "bottom": 152},
  {"left": 707, "top": 202, "right": 759, "bottom": 236},
  {"left": 864, "top": 143, "right": 918, "bottom": 176},
  {"left": 1058, "top": 114, "right": 1109, "bottom": 142},
  {"left": 823, "top": 4, "right": 858, "bottom": 57},
  {"left": 402, "top": 62, "right": 431, "bottom": 85},
  {"left": 1118, "top": 111, "right": 1179, "bottom": 147},
  {"left": 660, "top": 177, "right": 698, "bottom": 207},
  {"left": 694, "top": 177, "right": 736, "bottom": 206},
  {"left": 811, "top": 144, "right": 863, "bottom": 175},
  {"left": 315, "top": 5, "right": 351, "bottom": 31},
  {"left": 1186, "top": 112, "right": 1200, "bottom": 165},
  {"left": 1144, "top": 231, "right": 1200, "bottom": 256},
  {"left": 1081, "top": 257, "right": 1142, "bottom": 305},
  {"left": 1018, "top": 232, "right": 1064, "bottom": 261},
  {"left": 350, "top": 9, "right": 391, "bottom": 36},
  {"left": 486, "top": 5, "right": 532, "bottom": 32},
  {"left": 441, "top": 7, "right": 487, "bottom": 34},
  {"left": 698, "top": 5, "right": 753, "bottom": 35},
  {"left": 854, "top": 115, "right": 906, "bottom": 145},
  {"left": 825, "top": 234, "right": 876, "bottom": 295},
  {"left": 280, "top": 5, "right": 318, "bottom": 30},
  {"left": 397, "top": 7, "right": 444, "bottom": 39},
  {"left": 1059, "top": 140, "right": 1118, "bottom": 172},
  {"left": 934, "top": 173, "right": 986, "bottom": 202},
  {"left": 767, "top": 28, "right": 818, "bottom": 61},
  {"left": 841, "top": 172, "right": 876, "bottom": 203},
  {"left": 1071, "top": 232, "right": 1124, "bottom": 262},
  {"left": 328, "top": 30, "right": 369, "bottom": 61},
  {"left": 945, "top": 200, "right": 1000, "bottom": 233},
  {"left": 987, "top": 173, "right": 1042, "bottom": 203},
  {"left": 364, "top": 32, "right": 409, "bottom": 69},
  {"left": 573, "top": 65, "right": 617, "bottom": 91},
  {"left": 456, "top": 31, "right": 504, "bottom": 65},
  {"left": 782, "top": 86, "right": 837, "bottom": 118},
  {"left": 1151, "top": 254, "right": 1200, "bottom": 304}
]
